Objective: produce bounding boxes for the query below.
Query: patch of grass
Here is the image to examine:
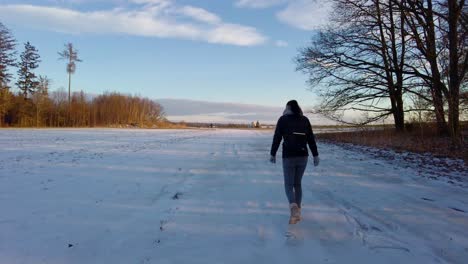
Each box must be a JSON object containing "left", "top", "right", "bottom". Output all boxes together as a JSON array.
[{"left": 316, "top": 123, "right": 467, "bottom": 162}]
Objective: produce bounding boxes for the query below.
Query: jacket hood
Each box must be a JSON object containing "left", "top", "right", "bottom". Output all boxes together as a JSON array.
[{"left": 283, "top": 105, "right": 303, "bottom": 116}]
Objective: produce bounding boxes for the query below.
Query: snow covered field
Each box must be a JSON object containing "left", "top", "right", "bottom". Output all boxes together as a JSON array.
[{"left": 0, "top": 129, "right": 467, "bottom": 264}]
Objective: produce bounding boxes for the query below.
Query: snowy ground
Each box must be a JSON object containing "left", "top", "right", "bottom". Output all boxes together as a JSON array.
[{"left": 0, "top": 128, "right": 467, "bottom": 264}]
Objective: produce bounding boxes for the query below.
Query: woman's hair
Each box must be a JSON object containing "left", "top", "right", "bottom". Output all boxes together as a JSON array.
[{"left": 286, "top": 100, "right": 303, "bottom": 116}]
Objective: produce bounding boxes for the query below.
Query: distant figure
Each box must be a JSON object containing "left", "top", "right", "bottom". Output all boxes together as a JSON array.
[{"left": 270, "top": 100, "right": 319, "bottom": 224}]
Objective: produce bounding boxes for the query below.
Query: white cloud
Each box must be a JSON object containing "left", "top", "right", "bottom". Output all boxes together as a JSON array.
[
  {"left": 48, "top": 0, "right": 127, "bottom": 4},
  {"left": 0, "top": 3, "right": 267, "bottom": 46},
  {"left": 178, "top": 6, "right": 221, "bottom": 25},
  {"left": 158, "top": 98, "right": 283, "bottom": 124},
  {"left": 235, "top": 0, "right": 332, "bottom": 30},
  {"left": 208, "top": 24, "right": 266, "bottom": 46},
  {"left": 158, "top": 98, "right": 334, "bottom": 125},
  {"left": 235, "top": 0, "right": 288, "bottom": 8},
  {"left": 131, "top": 0, "right": 170, "bottom": 4},
  {"left": 277, "top": 0, "right": 332, "bottom": 30},
  {"left": 275, "top": 40, "right": 288, "bottom": 47}
]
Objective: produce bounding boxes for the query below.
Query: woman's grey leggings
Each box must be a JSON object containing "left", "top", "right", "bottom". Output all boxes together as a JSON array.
[{"left": 282, "top": 157, "right": 308, "bottom": 207}]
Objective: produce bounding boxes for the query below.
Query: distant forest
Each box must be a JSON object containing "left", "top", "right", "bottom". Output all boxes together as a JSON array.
[
  {"left": 4, "top": 90, "right": 165, "bottom": 128},
  {"left": 0, "top": 22, "right": 165, "bottom": 128}
]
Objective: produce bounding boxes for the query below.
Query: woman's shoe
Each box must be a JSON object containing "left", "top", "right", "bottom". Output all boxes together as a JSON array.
[{"left": 289, "top": 203, "right": 300, "bottom": 224}]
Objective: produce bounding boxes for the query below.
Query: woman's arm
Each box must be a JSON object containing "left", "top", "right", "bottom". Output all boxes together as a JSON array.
[
  {"left": 306, "top": 119, "right": 319, "bottom": 157},
  {"left": 270, "top": 118, "right": 283, "bottom": 157}
]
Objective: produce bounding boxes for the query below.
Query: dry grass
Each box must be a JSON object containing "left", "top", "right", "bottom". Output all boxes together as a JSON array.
[
  {"left": 155, "top": 122, "right": 188, "bottom": 129},
  {"left": 103, "top": 121, "right": 188, "bottom": 129},
  {"left": 316, "top": 124, "right": 468, "bottom": 162}
]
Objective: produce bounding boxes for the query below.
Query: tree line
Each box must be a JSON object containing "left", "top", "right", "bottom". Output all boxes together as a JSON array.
[
  {"left": 4, "top": 89, "right": 164, "bottom": 127},
  {"left": 0, "top": 22, "right": 164, "bottom": 127},
  {"left": 297, "top": 0, "right": 467, "bottom": 143}
]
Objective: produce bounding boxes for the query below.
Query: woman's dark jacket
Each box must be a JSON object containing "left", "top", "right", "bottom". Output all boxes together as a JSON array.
[{"left": 270, "top": 114, "right": 319, "bottom": 158}]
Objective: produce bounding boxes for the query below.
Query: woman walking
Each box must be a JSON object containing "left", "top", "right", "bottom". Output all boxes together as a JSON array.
[{"left": 270, "top": 100, "right": 319, "bottom": 224}]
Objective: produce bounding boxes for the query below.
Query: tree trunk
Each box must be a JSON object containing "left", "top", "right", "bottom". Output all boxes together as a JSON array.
[
  {"left": 431, "top": 85, "right": 449, "bottom": 135},
  {"left": 388, "top": 1, "right": 405, "bottom": 132},
  {"left": 376, "top": 0, "right": 403, "bottom": 131},
  {"left": 68, "top": 72, "right": 71, "bottom": 126},
  {"left": 68, "top": 72, "right": 71, "bottom": 104},
  {"left": 426, "top": 0, "right": 449, "bottom": 136},
  {"left": 395, "top": 95, "right": 405, "bottom": 131},
  {"left": 447, "top": 0, "right": 461, "bottom": 144}
]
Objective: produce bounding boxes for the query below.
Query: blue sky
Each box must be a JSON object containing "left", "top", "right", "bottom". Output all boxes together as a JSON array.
[{"left": 0, "top": 0, "right": 332, "bottom": 111}]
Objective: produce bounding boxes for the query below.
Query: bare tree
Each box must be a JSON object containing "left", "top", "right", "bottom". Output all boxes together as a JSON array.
[
  {"left": 297, "top": 0, "right": 410, "bottom": 130},
  {"left": 0, "top": 87, "right": 12, "bottom": 126},
  {"left": 396, "top": 0, "right": 467, "bottom": 141},
  {"left": 50, "top": 88, "right": 68, "bottom": 127},
  {"left": 297, "top": 0, "right": 466, "bottom": 142},
  {"left": 3, "top": 89, "right": 165, "bottom": 128},
  {"left": 445, "top": 0, "right": 466, "bottom": 140},
  {"left": 58, "top": 43, "right": 82, "bottom": 104},
  {"left": 32, "top": 76, "right": 52, "bottom": 127},
  {"left": 92, "top": 92, "right": 164, "bottom": 127}
]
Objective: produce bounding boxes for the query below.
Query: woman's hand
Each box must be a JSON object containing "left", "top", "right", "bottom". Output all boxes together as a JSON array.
[
  {"left": 313, "top": 156, "right": 320, "bottom": 166},
  {"left": 269, "top": 155, "right": 276, "bottom": 164}
]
